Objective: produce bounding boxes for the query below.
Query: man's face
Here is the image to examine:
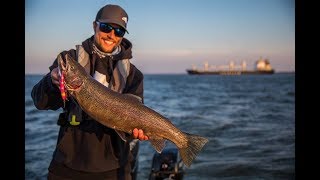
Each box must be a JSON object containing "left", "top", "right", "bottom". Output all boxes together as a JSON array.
[{"left": 93, "top": 22, "right": 123, "bottom": 53}]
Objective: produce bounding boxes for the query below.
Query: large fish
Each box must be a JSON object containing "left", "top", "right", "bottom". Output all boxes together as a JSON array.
[{"left": 58, "top": 54, "right": 209, "bottom": 167}]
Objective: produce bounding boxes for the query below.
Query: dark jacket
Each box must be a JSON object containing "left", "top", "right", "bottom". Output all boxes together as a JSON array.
[{"left": 31, "top": 36, "right": 144, "bottom": 173}]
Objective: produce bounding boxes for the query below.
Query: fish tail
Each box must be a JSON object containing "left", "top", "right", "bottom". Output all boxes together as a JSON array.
[{"left": 179, "top": 132, "right": 209, "bottom": 167}]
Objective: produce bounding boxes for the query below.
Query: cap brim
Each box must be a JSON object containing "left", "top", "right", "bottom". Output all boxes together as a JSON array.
[{"left": 98, "top": 19, "right": 129, "bottom": 33}]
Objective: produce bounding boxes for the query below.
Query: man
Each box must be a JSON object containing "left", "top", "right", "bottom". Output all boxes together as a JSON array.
[{"left": 31, "top": 4, "right": 148, "bottom": 180}]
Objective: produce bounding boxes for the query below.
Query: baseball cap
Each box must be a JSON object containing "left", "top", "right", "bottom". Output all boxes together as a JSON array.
[{"left": 95, "top": 4, "right": 129, "bottom": 33}]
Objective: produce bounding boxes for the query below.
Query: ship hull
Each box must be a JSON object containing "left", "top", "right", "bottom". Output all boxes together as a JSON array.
[{"left": 186, "top": 69, "right": 275, "bottom": 75}]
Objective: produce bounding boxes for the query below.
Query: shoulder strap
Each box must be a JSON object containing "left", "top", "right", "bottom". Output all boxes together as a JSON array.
[
  {"left": 76, "top": 45, "right": 91, "bottom": 75},
  {"left": 116, "top": 58, "right": 130, "bottom": 86}
]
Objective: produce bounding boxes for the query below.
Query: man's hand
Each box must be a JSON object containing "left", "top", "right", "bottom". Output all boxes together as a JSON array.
[
  {"left": 51, "top": 67, "right": 60, "bottom": 88},
  {"left": 132, "top": 128, "right": 149, "bottom": 140}
]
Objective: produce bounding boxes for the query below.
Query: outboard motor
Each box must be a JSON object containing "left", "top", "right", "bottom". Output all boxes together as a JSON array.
[{"left": 149, "top": 147, "right": 184, "bottom": 180}]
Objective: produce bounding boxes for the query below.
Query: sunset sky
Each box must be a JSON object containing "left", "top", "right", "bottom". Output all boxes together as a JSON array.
[{"left": 25, "top": 0, "right": 295, "bottom": 74}]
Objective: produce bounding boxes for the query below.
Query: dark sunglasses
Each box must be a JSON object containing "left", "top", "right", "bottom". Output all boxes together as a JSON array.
[{"left": 96, "top": 21, "right": 126, "bottom": 37}]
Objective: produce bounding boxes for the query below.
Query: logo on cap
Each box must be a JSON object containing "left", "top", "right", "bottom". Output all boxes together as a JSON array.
[{"left": 122, "top": 17, "right": 128, "bottom": 24}]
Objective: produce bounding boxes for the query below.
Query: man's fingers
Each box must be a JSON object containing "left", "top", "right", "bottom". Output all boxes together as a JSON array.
[
  {"left": 51, "top": 68, "right": 60, "bottom": 87},
  {"left": 132, "top": 128, "right": 149, "bottom": 141},
  {"left": 138, "top": 129, "right": 144, "bottom": 140},
  {"left": 133, "top": 128, "right": 139, "bottom": 138},
  {"left": 52, "top": 79, "right": 59, "bottom": 86}
]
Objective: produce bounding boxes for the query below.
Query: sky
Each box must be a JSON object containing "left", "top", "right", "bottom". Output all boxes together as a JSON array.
[{"left": 25, "top": 0, "right": 295, "bottom": 74}]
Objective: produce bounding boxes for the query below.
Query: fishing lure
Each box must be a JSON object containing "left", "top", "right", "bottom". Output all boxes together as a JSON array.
[{"left": 58, "top": 68, "right": 68, "bottom": 107}]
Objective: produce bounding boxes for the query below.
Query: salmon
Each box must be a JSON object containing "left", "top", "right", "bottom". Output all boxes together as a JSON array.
[{"left": 58, "top": 54, "right": 209, "bottom": 167}]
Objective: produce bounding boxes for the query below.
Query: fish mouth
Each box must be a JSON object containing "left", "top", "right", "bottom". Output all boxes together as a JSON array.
[
  {"left": 65, "top": 77, "right": 83, "bottom": 91},
  {"left": 57, "top": 54, "right": 83, "bottom": 91},
  {"left": 57, "top": 54, "right": 66, "bottom": 76}
]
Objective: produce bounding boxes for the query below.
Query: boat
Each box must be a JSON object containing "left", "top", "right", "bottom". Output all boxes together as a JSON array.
[
  {"left": 186, "top": 57, "right": 275, "bottom": 75},
  {"left": 148, "top": 147, "right": 184, "bottom": 180}
]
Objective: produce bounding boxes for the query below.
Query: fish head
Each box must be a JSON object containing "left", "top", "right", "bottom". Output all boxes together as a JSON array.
[{"left": 57, "top": 54, "right": 87, "bottom": 93}]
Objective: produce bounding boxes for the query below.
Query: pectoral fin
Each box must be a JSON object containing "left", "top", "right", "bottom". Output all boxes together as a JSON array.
[
  {"left": 150, "top": 138, "right": 166, "bottom": 153},
  {"left": 115, "top": 130, "right": 127, "bottom": 142}
]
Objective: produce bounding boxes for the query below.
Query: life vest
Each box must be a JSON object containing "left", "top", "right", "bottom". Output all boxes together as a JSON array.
[{"left": 67, "top": 45, "right": 131, "bottom": 126}]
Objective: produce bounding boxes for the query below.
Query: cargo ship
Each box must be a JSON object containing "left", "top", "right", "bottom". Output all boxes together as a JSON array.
[{"left": 186, "top": 57, "right": 275, "bottom": 75}]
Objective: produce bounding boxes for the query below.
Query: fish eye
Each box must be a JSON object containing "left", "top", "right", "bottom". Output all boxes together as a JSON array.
[{"left": 71, "top": 66, "right": 74, "bottom": 70}]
